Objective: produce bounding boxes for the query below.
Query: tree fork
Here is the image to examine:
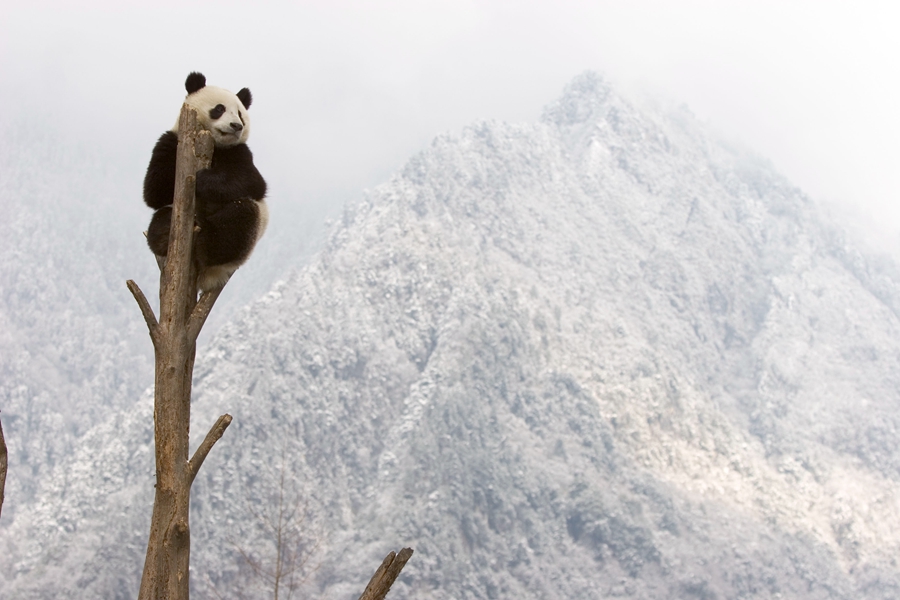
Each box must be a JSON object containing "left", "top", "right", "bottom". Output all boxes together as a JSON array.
[{"left": 128, "top": 105, "right": 232, "bottom": 600}]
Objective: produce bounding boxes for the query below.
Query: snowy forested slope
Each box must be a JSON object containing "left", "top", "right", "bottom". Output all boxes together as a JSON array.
[{"left": 3, "top": 73, "right": 900, "bottom": 599}]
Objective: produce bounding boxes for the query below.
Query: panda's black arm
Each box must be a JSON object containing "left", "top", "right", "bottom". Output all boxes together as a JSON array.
[
  {"left": 143, "top": 131, "right": 179, "bottom": 209},
  {"left": 196, "top": 144, "right": 267, "bottom": 205}
]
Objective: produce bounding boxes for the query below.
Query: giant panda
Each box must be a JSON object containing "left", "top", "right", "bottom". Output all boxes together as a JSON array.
[{"left": 144, "top": 71, "right": 268, "bottom": 292}]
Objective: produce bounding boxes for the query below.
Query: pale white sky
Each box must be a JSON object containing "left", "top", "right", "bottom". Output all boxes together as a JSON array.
[{"left": 3, "top": 0, "right": 899, "bottom": 252}]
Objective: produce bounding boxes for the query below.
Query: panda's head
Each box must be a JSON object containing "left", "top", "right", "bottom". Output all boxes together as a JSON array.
[{"left": 173, "top": 72, "right": 252, "bottom": 148}]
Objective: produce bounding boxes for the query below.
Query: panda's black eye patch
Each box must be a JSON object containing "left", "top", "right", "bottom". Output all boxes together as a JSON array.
[{"left": 209, "top": 104, "right": 226, "bottom": 120}]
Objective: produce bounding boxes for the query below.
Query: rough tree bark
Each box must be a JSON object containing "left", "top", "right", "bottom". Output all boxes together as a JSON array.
[
  {"left": 358, "top": 548, "right": 414, "bottom": 600},
  {"left": 0, "top": 412, "right": 7, "bottom": 521},
  {"left": 128, "top": 105, "right": 232, "bottom": 600}
]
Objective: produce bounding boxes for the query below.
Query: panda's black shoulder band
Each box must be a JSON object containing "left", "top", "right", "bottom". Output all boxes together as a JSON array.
[{"left": 185, "top": 72, "right": 206, "bottom": 94}]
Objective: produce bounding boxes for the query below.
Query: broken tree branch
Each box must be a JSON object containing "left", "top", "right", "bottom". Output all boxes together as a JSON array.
[
  {"left": 187, "top": 282, "right": 229, "bottom": 343},
  {"left": 358, "top": 548, "right": 414, "bottom": 600},
  {"left": 126, "top": 279, "right": 159, "bottom": 343},
  {"left": 188, "top": 414, "right": 233, "bottom": 485}
]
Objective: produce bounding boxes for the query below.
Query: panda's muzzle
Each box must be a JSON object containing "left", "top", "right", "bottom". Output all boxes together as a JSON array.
[{"left": 230, "top": 122, "right": 243, "bottom": 133}]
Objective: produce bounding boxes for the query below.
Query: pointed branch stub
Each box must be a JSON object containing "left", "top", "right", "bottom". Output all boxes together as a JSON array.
[
  {"left": 188, "top": 282, "right": 230, "bottom": 343},
  {"left": 127, "top": 279, "right": 159, "bottom": 345},
  {"left": 189, "top": 414, "right": 233, "bottom": 484},
  {"left": 358, "top": 548, "right": 414, "bottom": 600}
]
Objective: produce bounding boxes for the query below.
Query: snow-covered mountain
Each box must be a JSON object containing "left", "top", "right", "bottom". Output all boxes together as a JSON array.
[
  {"left": 0, "top": 120, "right": 156, "bottom": 514},
  {"left": 4, "top": 72, "right": 900, "bottom": 599}
]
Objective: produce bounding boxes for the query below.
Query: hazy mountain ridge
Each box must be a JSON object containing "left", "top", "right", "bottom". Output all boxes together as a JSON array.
[
  {"left": 0, "top": 120, "right": 157, "bottom": 517},
  {"left": 3, "top": 72, "right": 900, "bottom": 598}
]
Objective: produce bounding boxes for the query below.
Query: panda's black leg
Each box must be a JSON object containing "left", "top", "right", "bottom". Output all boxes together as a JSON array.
[
  {"left": 147, "top": 206, "right": 173, "bottom": 256},
  {"left": 195, "top": 200, "right": 260, "bottom": 266}
]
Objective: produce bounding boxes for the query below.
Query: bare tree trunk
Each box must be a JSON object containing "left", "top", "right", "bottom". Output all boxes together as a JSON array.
[
  {"left": 127, "top": 105, "right": 413, "bottom": 600},
  {"left": 358, "top": 548, "right": 414, "bottom": 600},
  {"left": 0, "top": 412, "right": 7, "bottom": 521},
  {"left": 128, "top": 105, "right": 233, "bottom": 600}
]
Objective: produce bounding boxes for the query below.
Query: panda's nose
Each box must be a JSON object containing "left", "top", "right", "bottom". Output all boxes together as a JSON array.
[{"left": 230, "top": 122, "right": 243, "bottom": 133}]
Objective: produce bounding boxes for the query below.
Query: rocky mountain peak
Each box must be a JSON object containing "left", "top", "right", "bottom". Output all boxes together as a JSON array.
[{"left": 541, "top": 71, "right": 613, "bottom": 127}]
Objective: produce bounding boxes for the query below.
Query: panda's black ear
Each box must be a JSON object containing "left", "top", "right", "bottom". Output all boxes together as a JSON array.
[
  {"left": 185, "top": 72, "right": 206, "bottom": 94},
  {"left": 237, "top": 88, "right": 252, "bottom": 109}
]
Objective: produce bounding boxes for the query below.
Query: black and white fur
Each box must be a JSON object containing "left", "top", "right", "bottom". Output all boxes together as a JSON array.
[{"left": 144, "top": 72, "right": 268, "bottom": 292}]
